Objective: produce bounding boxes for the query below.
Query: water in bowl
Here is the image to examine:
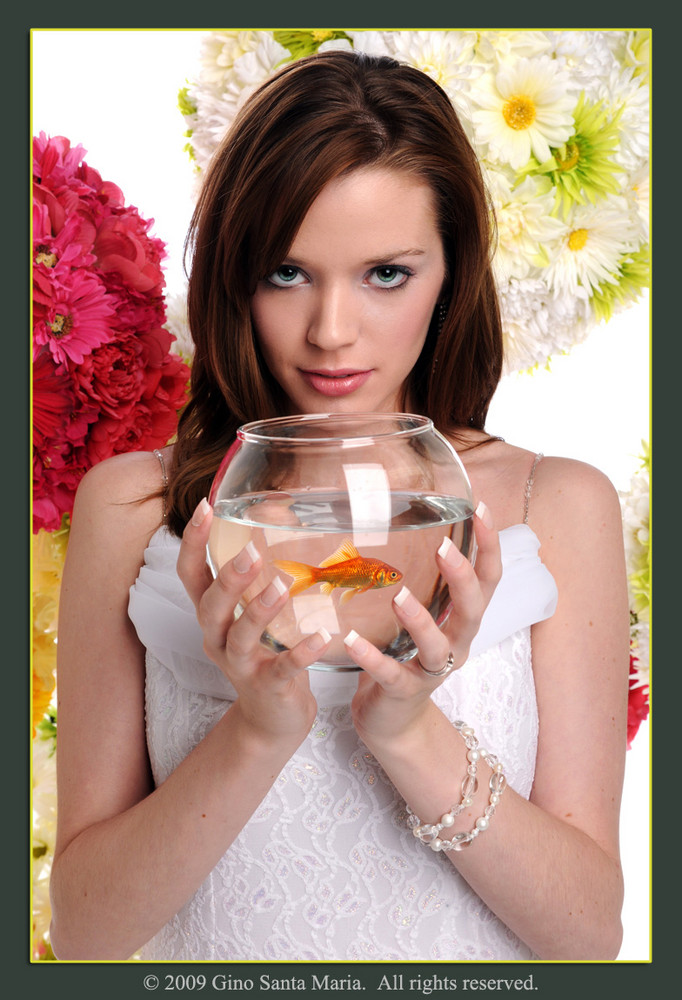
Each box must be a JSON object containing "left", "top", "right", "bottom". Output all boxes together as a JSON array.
[{"left": 208, "top": 490, "right": 474, "bottom": 670}]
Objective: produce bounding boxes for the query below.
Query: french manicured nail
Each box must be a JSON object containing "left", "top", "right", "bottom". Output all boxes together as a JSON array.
[
  {"left": 394, "top": 586, "right": 419, "bottom": 616},
  {"left": 233, "top": 541, "right": 260, "bottom": 573},
  {"left": 475, "top": 501, "right": 494, "bottom": 529},
  {"left": 307, "top": 627, "right": 332, "bottom": 652},
  {"left": 260, "top": 575, "right": 289, "bottom": 607},
  {"left": 438, "top": 536, "right": 464, "bottom": 567},
  {"left": 191, "top": 497, "right": 211, "bottom": 526},
  {"left": 344, "top": 629, "right": 368, "bottom": 655}
]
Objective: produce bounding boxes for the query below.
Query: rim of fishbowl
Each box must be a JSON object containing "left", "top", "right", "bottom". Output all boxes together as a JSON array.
[{"left": 237, "top": 412, "right": 434, "bottom": 446}]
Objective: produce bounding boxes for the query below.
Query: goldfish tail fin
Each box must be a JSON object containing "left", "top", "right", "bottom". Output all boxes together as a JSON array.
[{"left": 272, "top": 560, "right": 317, "bottom": 597}]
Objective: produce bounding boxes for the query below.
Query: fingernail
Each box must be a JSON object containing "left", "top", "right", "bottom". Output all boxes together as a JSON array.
[
  {"left": 475, "top": 501, "right": 494, "bottom": 529},
  {"left": 394, "top": 586, "right": 419, "bottom": 616},
  {"left": 260, "top": 575, "right": 289, "bottom": 607},
  {"left": 307, "top": 627, "right": 332, "bottom": 652},
  {"left": 344, "top": 629, "right": 368, "bottom": 655},
  {"left": 438, "top": 536, "right": 464, "bottom": 567},
  {"left": 233, "top": 541, "right": 260, "bottom": 573},
  {"left": 191, "top": 497, "right": 211, "bottom": 526}
]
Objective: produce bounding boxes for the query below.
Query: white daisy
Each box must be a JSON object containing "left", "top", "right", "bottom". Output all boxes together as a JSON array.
[
  {"left": 544, "top": 196, "right": 641, "bottom": 299},
  {"left": 489, "top": 172, "right": 567, "bottom": 282},
  {"left": 470, "top": 55, "right": 577, "bottom": 170}
]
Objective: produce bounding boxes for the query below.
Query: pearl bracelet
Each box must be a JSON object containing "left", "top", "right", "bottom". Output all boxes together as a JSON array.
[{"left": 406, "top": 720, "right": 506, "bottom": 852}]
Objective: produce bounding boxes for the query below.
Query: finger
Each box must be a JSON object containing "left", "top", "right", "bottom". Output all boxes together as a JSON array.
[
  {"left": 270, "top": 627, "right": 333, "bottom": 679},
  {"left": 391, "top": 586, "right": 452, "bottom": 673},
  {"left": 198, "top": 545, "right": 267, "bottom": 657},
  {"left": 342, "top": 629, "right": 403, "bottom": 686},
  {"left": 221, "top": 573, "right": 290, "bottom": 662},
  {"left": 470, "top": 501, "right": 502, "bottom": 600},
  {"left": 176, "top": 498, "right": 216, "bottom": 607}
]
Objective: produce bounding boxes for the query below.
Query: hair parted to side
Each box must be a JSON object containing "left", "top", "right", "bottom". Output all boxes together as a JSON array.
[{"left": 167, "top": 49, "right": 503, "bottom": 536}]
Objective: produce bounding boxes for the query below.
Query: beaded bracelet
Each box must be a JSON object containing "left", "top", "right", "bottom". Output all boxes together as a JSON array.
[{"left": 406, "top": 720, "right": 506, "bottom": 852}]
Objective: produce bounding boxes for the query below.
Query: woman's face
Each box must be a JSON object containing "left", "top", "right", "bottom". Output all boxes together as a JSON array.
[{"left": 251, "top": 167, "right": 447, "bottom": 415}]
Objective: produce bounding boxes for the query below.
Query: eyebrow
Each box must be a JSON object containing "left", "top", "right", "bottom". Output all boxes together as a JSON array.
[
  {"left": 363, "top": 248, "right": 427, "bottom": 266},
  {"left": 284, "top": 248, "right": 428, "bottom": 267}
]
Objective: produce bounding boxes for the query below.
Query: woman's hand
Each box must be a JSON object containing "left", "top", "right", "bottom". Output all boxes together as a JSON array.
[
  {"left": 176, "top": 498, "right": 327, "bottom": 744},
  {"left": 346, "top": 502, "right": 501, "bottom": 745}
]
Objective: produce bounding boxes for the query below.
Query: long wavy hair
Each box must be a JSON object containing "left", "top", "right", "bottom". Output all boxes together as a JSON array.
[{"left": 166, "top": 49, "right": 503, "bottom": 536}]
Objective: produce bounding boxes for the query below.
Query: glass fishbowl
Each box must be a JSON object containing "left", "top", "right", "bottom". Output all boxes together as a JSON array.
[{"left": 207, "top": 413, "right": 475, "bottom": 671}]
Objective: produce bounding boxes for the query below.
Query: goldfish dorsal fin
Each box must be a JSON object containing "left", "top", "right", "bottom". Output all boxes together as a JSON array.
[{"left": 318, "top": 537, "right": 359, "bottom": 568}]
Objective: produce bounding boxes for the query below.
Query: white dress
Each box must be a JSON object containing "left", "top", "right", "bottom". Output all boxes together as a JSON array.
[{"left": 129, "top": 523, "right": 557, "bottom": 961}]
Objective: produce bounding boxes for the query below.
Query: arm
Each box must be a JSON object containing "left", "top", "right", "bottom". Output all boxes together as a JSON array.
[
  {"left": 345, "top": 460, "right": 629, "bottom": 959},
  {"left": 49, "top": 454, "right": 327, "bottom": 960}
]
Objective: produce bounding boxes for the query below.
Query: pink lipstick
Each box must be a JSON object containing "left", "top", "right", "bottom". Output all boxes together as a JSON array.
[{"left": 300, "top": 368, "right": 372, "bottom": 397}]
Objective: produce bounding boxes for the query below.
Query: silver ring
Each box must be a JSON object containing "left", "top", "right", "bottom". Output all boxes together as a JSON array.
[{"left": 419, "top": 652, "right": 455, "bottom": 678}]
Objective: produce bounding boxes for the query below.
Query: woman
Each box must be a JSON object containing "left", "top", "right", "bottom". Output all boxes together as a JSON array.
[{"left": 49, "top": 50, "right": 629, "bottom": 961}]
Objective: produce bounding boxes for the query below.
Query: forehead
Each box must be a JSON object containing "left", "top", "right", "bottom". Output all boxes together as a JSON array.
[{"left": 289, "top": 167, "right": 442, "bottom": 256}]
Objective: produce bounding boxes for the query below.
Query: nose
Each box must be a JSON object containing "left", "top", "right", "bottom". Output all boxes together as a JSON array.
[{"left": 306, "top": 284, "right": 360, "bottom": 350}]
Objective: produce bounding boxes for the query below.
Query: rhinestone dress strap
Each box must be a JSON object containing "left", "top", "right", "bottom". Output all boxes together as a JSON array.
[
  {"left": 153, "top": 448, "right": 168, "bottom": 524},
  {"left": 523, "top": 453, "right": 543, "bottom": 525}
]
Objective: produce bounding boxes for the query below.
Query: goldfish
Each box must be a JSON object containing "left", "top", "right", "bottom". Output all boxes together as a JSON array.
[{"left": 273, "top": 537, "right": 402, "bottom": 604}]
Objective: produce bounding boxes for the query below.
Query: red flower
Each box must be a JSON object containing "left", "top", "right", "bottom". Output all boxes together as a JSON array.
[
  {"left": 32, "top": 133, "right": 190, "bottom": 533},
  {"left": 94, "top": 213, "right": 165, "bottom": 296},
  {"left": 627, "top": 653, "right": 649, "bottom": 750},
  {"left": 33, "top": 266, "right": 115, "bottom": 367}
]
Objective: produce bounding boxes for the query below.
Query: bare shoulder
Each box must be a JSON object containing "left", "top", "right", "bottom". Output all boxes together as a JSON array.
[
  {"left": 67, "top": 450, "right": 171, "bottom": 575},
  {"left": 530, "top": 455, "right": 622, "bottom": 532}
]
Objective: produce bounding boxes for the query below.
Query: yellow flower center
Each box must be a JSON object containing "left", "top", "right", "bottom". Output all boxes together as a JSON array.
[
  {"left": 311, "top": 29, "right": 334, "bottom": 43},
  {"left": 35, "top": 246, "right": 57, "bottom": 267},
  {"left": 49, "top": 313, "right": 72, "bottom": 337},
  {"left": 556, "top": 141, "right": 581, "bottom": 172},
  {"left": 568, "top": 228, "right": 589, "bottom": 251},
  {"left": 502, "top": 95, "right": 536, "bottom": 131}
]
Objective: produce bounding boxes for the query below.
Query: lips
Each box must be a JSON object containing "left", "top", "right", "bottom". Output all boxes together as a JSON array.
[{"left": 300, "top": 368, "right": 372, "bottom": 397}]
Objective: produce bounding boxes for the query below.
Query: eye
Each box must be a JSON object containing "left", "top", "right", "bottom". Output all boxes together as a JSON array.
[
  {"left": 266, "top": 265, "right": 306, "bottom": 287},
  {"left": 367, "top": 265, "right": 413, "bottom": 289}
]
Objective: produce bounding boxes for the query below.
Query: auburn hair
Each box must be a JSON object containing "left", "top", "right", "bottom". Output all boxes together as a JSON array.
[{"left": 166, "top": 49, "right": 503, "bottom": 536}]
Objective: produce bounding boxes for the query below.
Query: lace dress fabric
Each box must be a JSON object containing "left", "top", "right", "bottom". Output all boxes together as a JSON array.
[{"left": 129, "top": 523, "right": 557, "bottom": 961}]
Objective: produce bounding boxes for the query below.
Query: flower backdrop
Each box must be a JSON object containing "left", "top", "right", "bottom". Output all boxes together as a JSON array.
[
  {"left": 31, "top": 28, "right": 650, "bottom": 960},
  {"left": 176, "top": 28, "right": 650, "bottom": 374},
  {"left": 31, "top": 134, "right": 190, "bottom": 956}
]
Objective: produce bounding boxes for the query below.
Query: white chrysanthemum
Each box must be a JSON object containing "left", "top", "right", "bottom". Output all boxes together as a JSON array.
[
  {"left": 489, "top": 172, "right": 567, "bottom": 281},
  {"left": 621, "top": 163, "right": 650, "bottom": 242},
  {"left": 544, "top": 196, "right": 641, "bottom": 299},
  {"left": 470, "top": 56, "right": 577, "bottom": 169},
  {"left": 388, "top": 30, "right": 484, "bottom": 135},
  {"left": 165, "top": 288, "right": 194, "bottom": 364},
  {"left": 317, "top": 38, "right": 353, "bottom": 54},
  {"left": 32, "top": 736, "right": 57, "bottom": 857},
  {"left": 544, "top": 31, "right": 622, "bottom": 97},
  {"left": 345, "top": 30, "right": 398, "bottom": 57},
  {"left": 474, "top": 30, "right": 552, "bottom": 65},
  {"left": 620, "top": 458, "right": 650, "bottom": 620},
  {"left": 32, "top": 855, "right": 53, "bottom": 958},
  {"left": 498, "top": 276, "right": 592, "bottom": 372},
  {"left": 630, "top": 619, "right": 650, "bottom": 680},
  {"left": 188, "top": 33, "right": 291, "bottom": 172},
  {"left": 198, "top": 31, "right": 266, "bottom": 90},
  {"left": 624, "top": 29, "right": 651, "bottom": 83},
  {"left": 595, "top": 66, "right": 650, "bottom": 171}
]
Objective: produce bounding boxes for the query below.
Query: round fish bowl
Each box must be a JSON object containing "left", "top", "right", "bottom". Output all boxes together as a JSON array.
[{"left": 208, "top": 413, "right": 475, "bottom": 671}]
